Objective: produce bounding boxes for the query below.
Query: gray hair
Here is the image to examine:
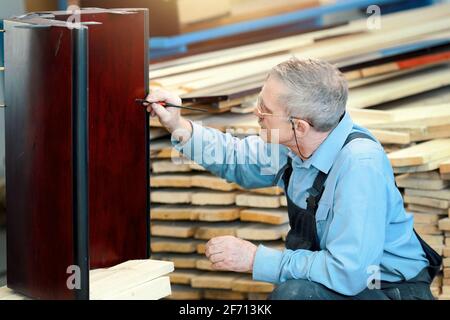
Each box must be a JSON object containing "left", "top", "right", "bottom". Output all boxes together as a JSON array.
[{"left": 269, "top": 57, "right": 348, "bottom": 132}]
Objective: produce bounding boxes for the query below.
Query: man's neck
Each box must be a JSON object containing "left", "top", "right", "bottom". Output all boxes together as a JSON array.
[{"left": 287, "top": 131, "right": 330, "bottom": 161}]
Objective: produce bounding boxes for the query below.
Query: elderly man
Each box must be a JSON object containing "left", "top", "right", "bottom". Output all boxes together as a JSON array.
[{"left": 146, "top": 58, "right": 440, "bottom": 300}]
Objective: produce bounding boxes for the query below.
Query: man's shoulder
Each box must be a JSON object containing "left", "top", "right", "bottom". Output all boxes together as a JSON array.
[{"left": 336, "top": 127, "right": 388, "bottom": 170}]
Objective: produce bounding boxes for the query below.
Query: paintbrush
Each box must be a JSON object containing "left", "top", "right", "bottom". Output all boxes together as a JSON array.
[{"left": 135, "top": 99, "right": 208, "bottom": 113}]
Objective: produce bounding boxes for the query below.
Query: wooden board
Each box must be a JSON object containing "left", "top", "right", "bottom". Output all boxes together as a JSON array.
[
  {"left": 235, "top": 193, "right": 281, "bottom": 208},
  {"left": 194, "top": 222, "right": 240, "bottom": 240},
  {"left": 196, "top": 206, "right": 242, "bottom": 222},
  {"left": 151, "top": 237, "right": 201, "bottom": 253},
  {"left": 150, "top": 205, "right": 241, "bottom": 221},
  {"left": 405, "top": 188, "right": 450, "bottom": 201},
  {"left": 150, "top": 174, "right": 192, "bottom": 188},
  {"left": 396, "top": 172, "right": 449, "bottom": 190},
  {"left": 415, "top": 223, "right": 441, "bottom": 235},
  {"left": 150, "top": 221, "right": 198, "bottom": 238},
  {"left": 150, "top": 189, "right": 192, "bottom": 204},
  {"left": 439, "top": 218, "right": 450, "bottom": 231},
  {"left": 404, "top": 195, "right": 449, "bottom": 209},
  {"left": 151, "top": 253, "right": 201, "bottom": 269},
  {"left": 89, "top": 260, "right": 173, "bottom": 300},
  {"left": 167, "top": 285, "right": 203, "bottom": 300},
  {"left": 151, "top": 160, "right": 192, "bottom": 173},
  {"left": 191, "top": 272, "right": 241, "bottom": 290},
  {"left": 413, "top": 212, "right": 446, "bottom": 224},
  {"left": 236, "top": 223, "right": 289, "bottom": 241},
  {"left": 231, "top": 275, "right": 274, "bottom": 293},
  {"left": 191, "top": 174, "right": 238, "bottom": 191},
  {"left": 151, "top": 205, "right": 194, "bottom": 221},
  {"left": 388, "top": 139, "right": 450, "bottom": 167},
  {"left": 240, "top": 208, "right": 288, "bottom": 225},
  {"left": 169, "top": 269, "right": 205, "bottom": 285},
  {"left": 203, "top": 289, "right": 247, "bottom": 300},
  {"left": 441, "top": 159, "right": 450, "bottom": 174},
  {"left": 191, "top": 190, "right": 238, "bottom": 205}
]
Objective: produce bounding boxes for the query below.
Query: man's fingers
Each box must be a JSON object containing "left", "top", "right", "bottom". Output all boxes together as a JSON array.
[
  {"left": 145, "top": 90, "right": 168, "bottom": 103},
  {"left": 205, "top": 244, "right": 223, "bottom": 258},
  {"left": 212, "top": 261, "right": 228, "bottom": 271},
  {"left": 209, "top": 253, "right": 225, "bottom": 264}
]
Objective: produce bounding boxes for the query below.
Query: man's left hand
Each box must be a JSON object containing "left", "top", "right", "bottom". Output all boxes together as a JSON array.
[{"left": 205, "top": 236, "right": 257, "bottom": 272}]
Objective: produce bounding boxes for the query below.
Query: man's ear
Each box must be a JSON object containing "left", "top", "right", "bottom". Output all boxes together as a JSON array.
[{"left": 291, "top": 118, "right": 310, "bottom": 137}]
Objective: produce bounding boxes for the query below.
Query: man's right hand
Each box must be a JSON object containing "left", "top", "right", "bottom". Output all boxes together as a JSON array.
[{"left": 145, "top": 88, "right": 193, "bottom": 143}]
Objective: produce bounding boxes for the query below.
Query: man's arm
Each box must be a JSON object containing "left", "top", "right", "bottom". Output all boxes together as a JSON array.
[
  {"left": 146, "top": 89, "right": 283, "bottom": 189},
  {"left": 252, "top": 155, "right": 387, "bottom": 296}
]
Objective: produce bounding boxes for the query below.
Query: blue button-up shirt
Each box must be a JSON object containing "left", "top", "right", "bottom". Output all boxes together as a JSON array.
[{"left": 172, "top": 112, "right": 428, "bottom": 296}]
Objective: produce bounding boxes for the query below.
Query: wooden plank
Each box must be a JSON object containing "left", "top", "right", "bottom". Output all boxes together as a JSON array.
[
  {"left": 150, "top": 221, "right": 198, "bottom": 238},
  {"left": 169, "top": 269, "right": 205, "bottom": 285},
  {"left": 236, "top": 223, "right": 289, "bottom": 241},
  {"left": 203, "top": 289, "right": 247, "bottom": 300},
  {"left": 108, "top": 276, "right": 171, "bottom": 300},
  {"left": 421, "top": 234, "right": 444, "bottom": 246},
  {"left": 414, "top": 223, "right": 441, "bottom": 235},
  {"left": 151, "top": 205, "right": 194, "bottom": 221},
  {"left": 388, "top": 139, "right": 450, "bottom": 167},
  {"left": 439, "top": 218, "right": 450, "bottom": 231},
  {"left": 443, "top": 246, "right": 450, "bottom": 257},
  {"left": 441, "top": 159, "right": 450, "bottom": 174},
  {"left": 150, "top": 174, "right": 192, "bottom": 188},
  {"left": 195, "top": 206, "right": 241, "bottom": 222},
  {"left": 150, "top": 189, "right": 192, "bottom": 204},
  {"left": 368, "top": 129, "right": 411, "bottom": 145},
  {"left": 191, "top": 174, "right": 238, "bottom": 191},
  {"left": 151, "top": 160, "right": 192, "bottom": 173},
  {"left": 347, "top": 66, "right": 450, "bottom": 109},
  {"left": 413, "top": 212, "right": 446, "bottom": 224},
  {"left": 191, "top": 272, "right": 241, "bottom": 290},
  {"left": 235, "top": 193, "right": 281, "bottom": 208},
  {"left": 191, "top": 190, "right": 237, "bottom": 205},
  {"left": 194, "top": 222, "right": 240, "bottom": 240},
  {"left": 249, "top": 186, "right": 284, "bottom": 195},
  {"left": 409, "top": 204, "right": 445, "bottom": 217},
  {"left": 151, "top": 237, "right": 201, "bottom": 253},
  {"left": 0, "top": 287, "right": 29, "bottom": 300},
  {"left": 240, "top": 208, "right": 288, "bottom": 225},
  {"left": 396, "top": 172, "right": 449, "bottom": 190},
  {"left": 405, "top": 188, "right": 450, "bottom": 201},
  {"left": 90, "top": 260, "right": 174, "bottom": 300},
  {"left": 167, "top": 285, "right": 203, "bottom": 300},
  {"left": 404, "top": 195, "right": 449, "bottom": 210},
  {"left": 231, "top": 275, "right": 275, "bottom": 293},
  {"left": 393, "top": 157, "right": 449, "bottom": 174},
  {"left": 151, "top": 253, "right": 201, "bottom": 269}
]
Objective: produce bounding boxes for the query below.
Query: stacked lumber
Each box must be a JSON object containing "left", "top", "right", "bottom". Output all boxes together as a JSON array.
[
  {"left": 0, "top": 260, "right": 174, "bottom": 300},
  {"left": 149, "top": 160, "right": 287, "bottom": 299},
  {"left": 148, "top": 3, "right": 450, "bottom": 300}
]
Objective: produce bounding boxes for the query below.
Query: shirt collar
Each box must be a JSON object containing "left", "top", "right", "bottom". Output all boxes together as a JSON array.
[{"left": 288, "top": 112, "right": 354, "bottom": 174}]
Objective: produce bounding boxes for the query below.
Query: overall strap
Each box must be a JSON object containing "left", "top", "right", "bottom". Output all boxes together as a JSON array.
[
  {"left": 306, "top": 131, "right": 377, "bottom": 211},
  {"left": 273, "top": 131, "right": 377, "bottom": 206}
]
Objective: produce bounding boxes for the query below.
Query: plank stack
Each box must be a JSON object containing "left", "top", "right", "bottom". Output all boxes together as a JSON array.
[{"left": 148, "top": 3, "right": 450, "bottom": 300}]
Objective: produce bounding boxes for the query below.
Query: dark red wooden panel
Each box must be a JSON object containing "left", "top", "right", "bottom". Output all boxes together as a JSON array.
[
  {"left": 82, "top": 11, "right": 149, "bottom": 268},
  {"left": 4, "top": 22, "right": 76, "bottom": 300}
]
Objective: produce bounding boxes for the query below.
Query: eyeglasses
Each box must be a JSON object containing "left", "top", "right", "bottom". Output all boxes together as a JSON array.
[{"left": 255, "top": 97, "right": 314, "bottom": 127}]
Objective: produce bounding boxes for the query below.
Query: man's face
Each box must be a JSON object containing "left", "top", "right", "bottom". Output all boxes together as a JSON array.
[{"left": 254, "top": 76, "right": 293, "bottom": 144}]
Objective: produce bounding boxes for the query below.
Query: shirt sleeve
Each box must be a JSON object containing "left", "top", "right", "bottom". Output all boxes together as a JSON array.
[
  {"left": 171, "top": 121, "right": 285, "bottom": 189},
  {"left": 252, "top": 155, "right": 388, "bottom": 296}
]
